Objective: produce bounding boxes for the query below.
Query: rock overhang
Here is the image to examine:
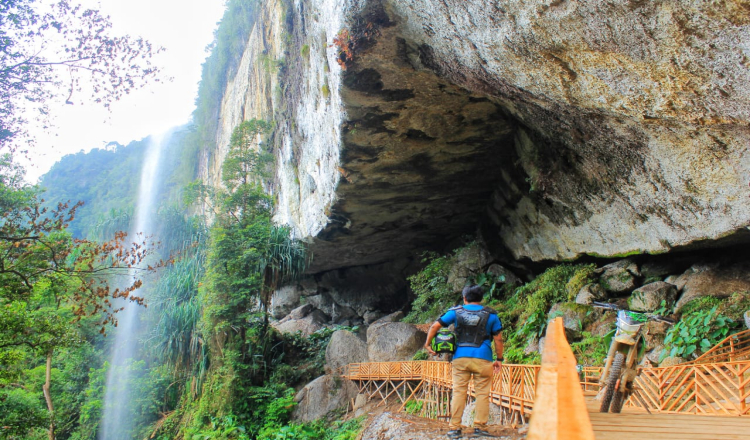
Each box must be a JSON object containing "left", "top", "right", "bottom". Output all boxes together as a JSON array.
[{"left": 214, "top": 0, "right": 750, "bottom": 273}]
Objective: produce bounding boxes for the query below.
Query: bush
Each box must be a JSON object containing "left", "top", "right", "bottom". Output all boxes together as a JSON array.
[{"left": 662, "top": 305, "right": 741, "bottom": 361}]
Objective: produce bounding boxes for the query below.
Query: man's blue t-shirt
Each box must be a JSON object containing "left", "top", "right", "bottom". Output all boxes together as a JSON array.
[{"left": 438, "top": 305, "right": 502, "bottom": 361}]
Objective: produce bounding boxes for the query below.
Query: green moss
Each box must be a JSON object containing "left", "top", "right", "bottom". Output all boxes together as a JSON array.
[
  {"left": 300, "top": 44, "right": 310, "bottom": 59},
  {"left": 321, "top": 83, "right": 330, "bottom": 98},
  {"left": 717, "top": 291, "right": 750, "bottom": 321},
  {"left": 565, "top": 264, "right": 596, "bottom": 300},
  {"left": 680, "top": 296, "right": 723, "bottom": 316}
]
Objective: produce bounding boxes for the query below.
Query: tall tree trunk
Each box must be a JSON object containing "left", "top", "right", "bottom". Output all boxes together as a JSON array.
[{"left": 42, "top": 348, "right": 55, "bottom": 440}]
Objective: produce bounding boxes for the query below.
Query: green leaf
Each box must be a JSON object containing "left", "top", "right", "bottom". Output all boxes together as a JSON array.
[
  {"left": 700, "top": 339, "right": 711, "bottom": 350},
  {"left": 686, "top": 344, "right": 697, "bottom": 355}
]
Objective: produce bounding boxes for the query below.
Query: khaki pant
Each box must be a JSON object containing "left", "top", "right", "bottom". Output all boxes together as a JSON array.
[{"left": 450, "top": 357, "right": 493, "bottom": 430}]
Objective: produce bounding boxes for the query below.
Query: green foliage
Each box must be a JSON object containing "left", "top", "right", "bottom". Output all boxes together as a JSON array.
[
  {"left": 662, "top": 304, "right": 742, "bottom": 361},
  {"left": 404, "top": 400, "right": 423, "bottom": 415},
  {"left": 514, "top": 264, "right": 595, "bottom": 341},
  {"left": 404, "top": 252, "right": 456, "bottom": 323},
  {"left": 570, "top": 331, "right": 609, "bottom": 366},
  {"left": 0, "top": 386, "right": 49, "bottom": 438},
  {"left": 300, "top": 44, "right": 310, "bottom": 59},
  {"left": 258, "top": 416, "right": 365, "bottom": 440},
  {"left": 412, "top": 349, "right": 429, "bottom": 361}
]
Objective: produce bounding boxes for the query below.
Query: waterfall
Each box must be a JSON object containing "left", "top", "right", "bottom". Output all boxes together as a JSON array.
[{"left": 99, "top": 132, "right": 167, "bottom": 440}]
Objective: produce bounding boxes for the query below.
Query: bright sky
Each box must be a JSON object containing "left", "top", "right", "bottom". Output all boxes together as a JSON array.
[{"left": 22, "top": 0, "right": 227, "bottom": 182}]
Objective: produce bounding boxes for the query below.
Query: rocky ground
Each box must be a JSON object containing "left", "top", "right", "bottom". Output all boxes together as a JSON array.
[{"left": 358, "top": 410, "right": 526, "bottom": 440}]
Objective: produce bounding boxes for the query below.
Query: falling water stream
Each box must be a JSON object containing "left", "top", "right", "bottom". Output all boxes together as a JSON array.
[{"left": 99, "top": 133, "right": 167, "bottom": 440}]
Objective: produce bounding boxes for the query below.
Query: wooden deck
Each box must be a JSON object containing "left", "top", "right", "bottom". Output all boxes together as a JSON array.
[{"left": 586, "top": 395, "right": 750, "bottom": 440}]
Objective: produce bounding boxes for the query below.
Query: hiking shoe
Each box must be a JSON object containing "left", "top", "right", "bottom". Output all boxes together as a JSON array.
[
  {"left": 474, "top": 427, "right": 494, "bottom": 437},
  {"left": 446, "top": 429, "right": 462, "bottom": 439}
]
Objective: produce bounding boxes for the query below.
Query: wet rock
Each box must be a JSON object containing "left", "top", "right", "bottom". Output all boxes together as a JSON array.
[
  {"left": 674, "top": 263, "right": 750, "bottom": 312},
  {"left": 549, "top": 302, "right": 593, "bottom": 337},
  {"left": 447, "top": 243, "right": 492, "bottom": 292},
  {"left": 576, "top": 283, "right": 607, "bottom": 305},
  {"left": 628, "top": 282, "right": 678, "bottom": 312},
  {"left": 486, "top": 264, "right": 522, "bottom": 286},
  {"left": 598, "top": 259, "right": 640, "bottom": 294},
  {"left": 270, "top": 285, "right": 302, "bottom": 319},
  {"left": 367, "top": 322, "right": 427, "bottom": 362},
  {"left": 325, "top": 330, "right": 369, "bottom": 374},
  {"left": 293, "top": 374, "right": 358, "bottom": 422}
]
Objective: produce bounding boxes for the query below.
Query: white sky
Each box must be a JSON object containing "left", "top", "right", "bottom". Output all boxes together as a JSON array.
[{"left": 22, "top": 0, "right": 227, "bottom": 182}]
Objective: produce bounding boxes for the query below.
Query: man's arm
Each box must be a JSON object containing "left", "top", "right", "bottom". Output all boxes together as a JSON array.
[
  {"left": 493, "top": 332, "right": 504, "bottom": 373},
  {"left": 424, "top": 321, "right": 443, "bottom": 356}
]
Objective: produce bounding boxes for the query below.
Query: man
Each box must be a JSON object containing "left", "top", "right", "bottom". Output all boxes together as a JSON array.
[{"left": 425, "top": 285, "right": 503, "bottom": 439}]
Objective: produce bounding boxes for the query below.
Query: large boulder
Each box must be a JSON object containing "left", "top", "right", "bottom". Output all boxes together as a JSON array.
[
  {"left": 293, "top": 374, "right": 358, "bottom": 422},
  {"left": 674, "top": 263, "right": 750, "bottom": 312},
  {"left": 628, "top": 282, "right": 678, "bottom": 312},
  {"left": 367, "top": 322, "right": 427, "bottom": 362},
  {"left": 325, "top": 330, "right": 369, "bottom": 374},
  {"left": 598, "top": 259, "right": 641, "bottom": 294},
  {"left": 270, "top": 285, "right": 302, "bottom": 319}
]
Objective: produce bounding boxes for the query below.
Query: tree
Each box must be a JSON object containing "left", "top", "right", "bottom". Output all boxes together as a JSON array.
[
  {"left": 0, "top": 158, "right": 164, "bottom": 439},
  {"left": 0, "top": 0, "right": 163, "bottom": 152}
]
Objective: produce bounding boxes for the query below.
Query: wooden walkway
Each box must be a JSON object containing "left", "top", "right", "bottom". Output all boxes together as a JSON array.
[
  {"left": 586, "top": 395, "right": 750, "bottom": 439},
  {"left": 343, "top": 324, "right": 750, "bottom": 439}
]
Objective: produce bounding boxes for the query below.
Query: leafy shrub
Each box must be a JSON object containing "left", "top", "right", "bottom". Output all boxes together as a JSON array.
[
  {"left": 404, "top": 400, "right": 423, "bottom": 415},
  {"left": 662, "top": 305, "right": 741, "bottom": 361},
  {"left": 404, "top": 251, "right": 456, "bottom": 323}
]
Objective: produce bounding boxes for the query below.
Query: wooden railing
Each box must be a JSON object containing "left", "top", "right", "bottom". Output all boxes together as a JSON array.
[
  {"left": 630, "top": 360, "right": 750, "bottom": 416},
  {"left": 343, "top": 321, "right": 750, "bottom": 429},
  {"left": 343, "top": 360, "right": 540, "bottom": 422},
  {"left": 691, "top": 329, "right": 750, "bottom": 365},
  {"left": 527, "top": 317, "right": 595, "bottom": 439}
]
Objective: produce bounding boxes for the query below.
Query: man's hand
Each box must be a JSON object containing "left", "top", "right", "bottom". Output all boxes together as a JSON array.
[
  {"left": 493, "top": 360, "right": 502, "bottom": 374},
  {"left": 424, "top": 343, "right": 437, "bottom": 356}
]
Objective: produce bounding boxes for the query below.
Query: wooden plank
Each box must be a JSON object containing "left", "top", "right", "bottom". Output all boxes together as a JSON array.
[{"left": 528, "top": 318, "right": 595, "bottom": 440}]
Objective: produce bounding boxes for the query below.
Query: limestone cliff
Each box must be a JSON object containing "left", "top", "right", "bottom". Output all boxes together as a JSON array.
[{"left": 205, "top": 0, "right": 750, "bottom": 271}]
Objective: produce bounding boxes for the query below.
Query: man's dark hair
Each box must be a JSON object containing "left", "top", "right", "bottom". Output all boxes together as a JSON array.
[{"left": 462, "top": 285, "right": 485, "bottom": 303}]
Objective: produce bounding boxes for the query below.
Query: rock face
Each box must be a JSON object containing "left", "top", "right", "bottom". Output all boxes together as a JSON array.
[
  {"left": 367, "top": 322, "right": 427, "bottom": 362},
  {"left": 293, "top": 374, "right": 358, "bottom": 422},
  {"left": 207, "top": 0, "right": 750, "bottom": 275},
  {"left": 629, "top": 282, "right": 678, "bottom": 312},
  {"left": 325, "top": 330, "right": 369, "bottom": 373}
]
